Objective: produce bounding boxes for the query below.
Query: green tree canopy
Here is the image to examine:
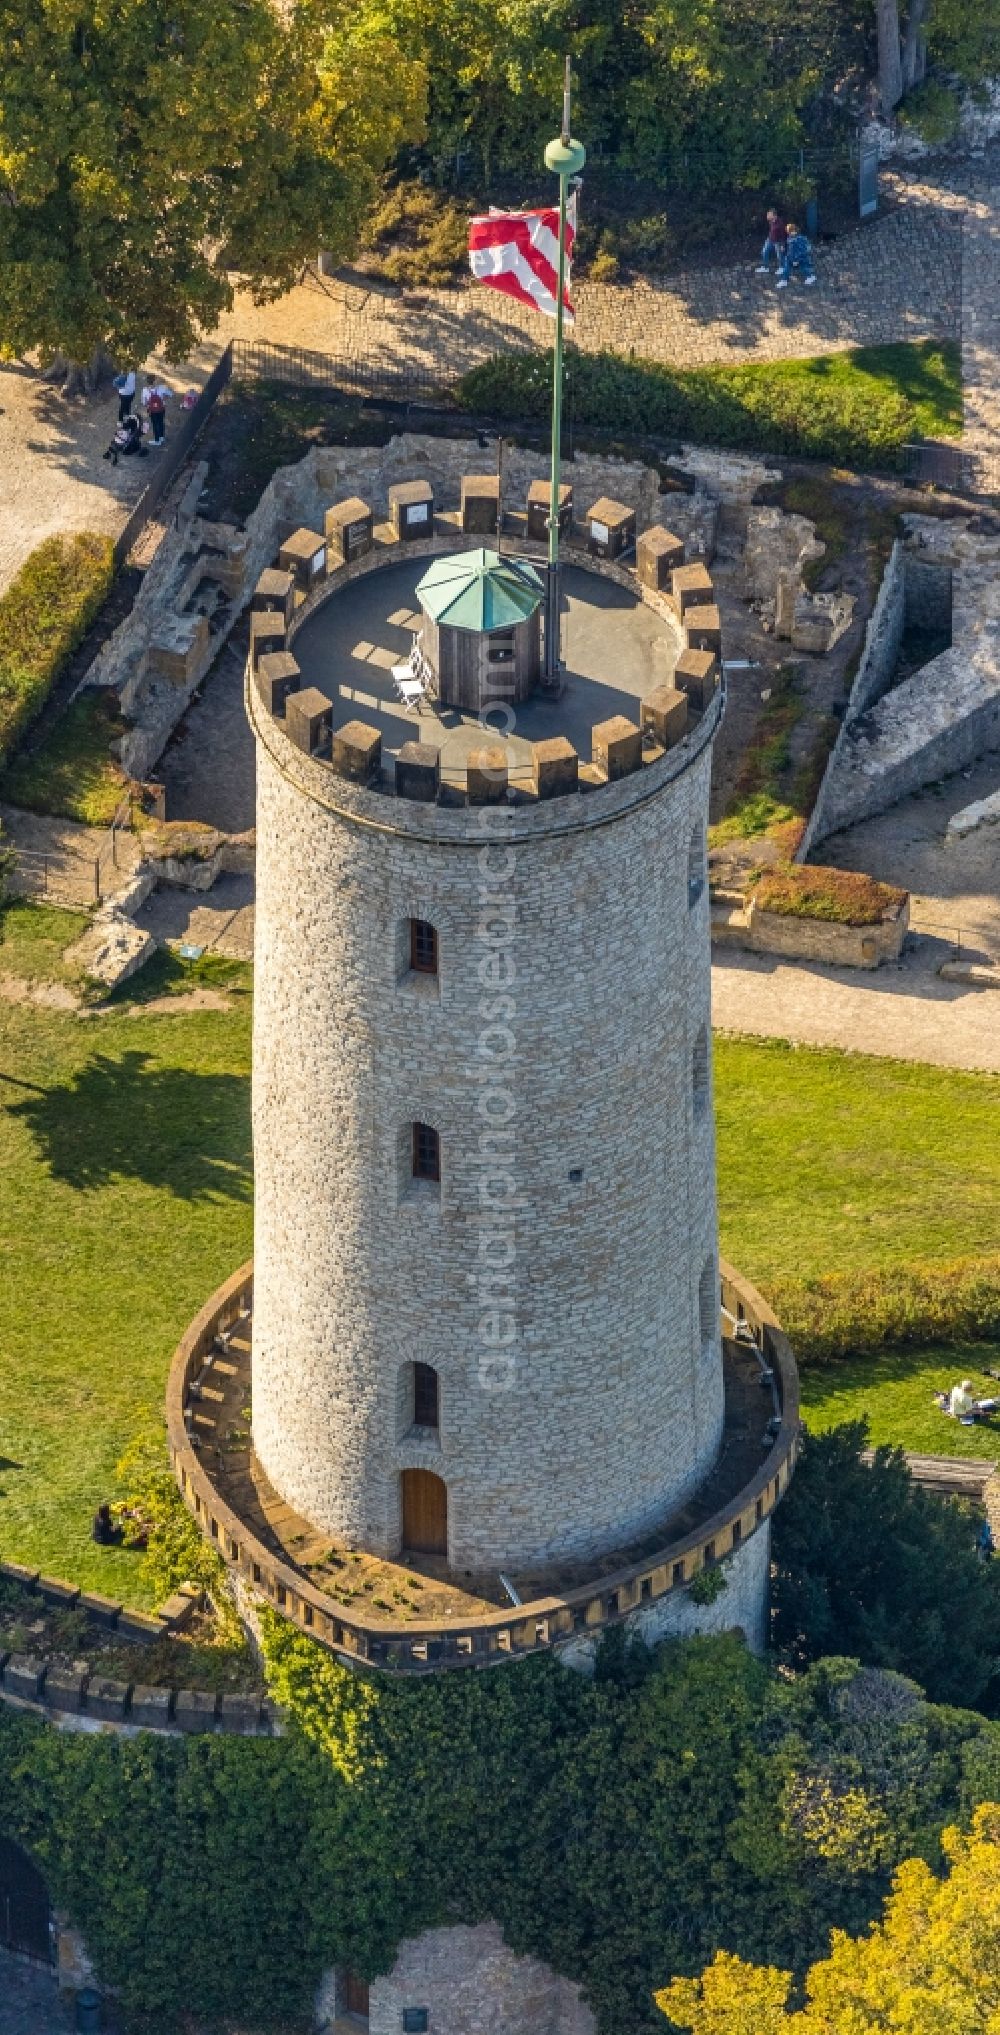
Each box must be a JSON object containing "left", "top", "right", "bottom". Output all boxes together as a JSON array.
[
  {"left": 771, "top": 1421, "right": 1000, "bottom": 1710},
  {"left": 0, "top": 0, "right": 425, "bottom": 367}
]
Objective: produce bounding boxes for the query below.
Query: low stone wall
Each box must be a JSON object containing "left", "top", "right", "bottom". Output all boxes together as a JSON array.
[
  {"left": 0, "top": 1558, "right": 272, "bottom": 1737},
  {"left": 748, "top": 897, "right": 908, "bottom": 968}
]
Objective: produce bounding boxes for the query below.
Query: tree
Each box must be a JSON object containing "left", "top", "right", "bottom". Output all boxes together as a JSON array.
[
  {"left": 0, "top": 0, "right": 425, "bottom": 381},
  {"left": 657, "top": 1805, "right": 1000, "bottom": 2031},
  {"left": 771, "top": 1422, "right": 1000, "bottom": 1711}
]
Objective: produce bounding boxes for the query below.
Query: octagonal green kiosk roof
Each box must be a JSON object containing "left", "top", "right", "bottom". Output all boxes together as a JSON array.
[{"left": 416, "top": 548, "right": 544, "bottom": 633}]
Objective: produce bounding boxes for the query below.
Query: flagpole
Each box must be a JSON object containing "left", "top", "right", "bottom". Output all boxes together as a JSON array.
[{"left": 543, "top": 59, "right": 585, "bottom": 688}]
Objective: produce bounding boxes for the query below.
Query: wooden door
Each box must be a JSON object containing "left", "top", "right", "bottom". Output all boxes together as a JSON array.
[
  {"left": 0, "top": 1837, "right": 51, "bottom": 1964},
  {"left": 401, "top": 1468, "right": 448, "bottom": 1554},
  {"left": 344, "top": 1971, "right": 370, "bottom": 2021}
]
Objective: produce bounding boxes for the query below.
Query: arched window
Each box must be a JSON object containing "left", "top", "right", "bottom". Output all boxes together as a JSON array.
[
  {"left": 692, "top": 1027, "right": 709, "bottom": 1120},
  {"left": 412, "top": 1122, "right": 440, "bottom": 1182},
  {"left": 699, "top": 1260, "right": 717, "bottom": 1357},
  {"left": 688, "top": 824, "right": 706, "bottom": 908},
  {"left": 409, "top": 918, "right": 438, "bottom": 975},
  {"left": 413, "top": 1361, "right": 440, "bottom": 1430}
]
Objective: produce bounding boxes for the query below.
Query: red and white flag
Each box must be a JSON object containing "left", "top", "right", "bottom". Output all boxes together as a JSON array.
[{"left": 468, "top": 198, "right": 577, "bottom": 323}]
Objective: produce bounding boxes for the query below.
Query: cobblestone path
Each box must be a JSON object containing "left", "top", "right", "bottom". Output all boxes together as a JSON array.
[{"left": 204, "top": 171, "right": 962, "bottom": 376}]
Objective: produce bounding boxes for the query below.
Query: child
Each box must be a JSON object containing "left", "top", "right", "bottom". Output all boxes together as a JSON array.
[
  {"left": 777, "top": 225, "right": 816, "bottom": 288},
  {"left": 756, "top": 210, "right": 787, "bottom": 275}
]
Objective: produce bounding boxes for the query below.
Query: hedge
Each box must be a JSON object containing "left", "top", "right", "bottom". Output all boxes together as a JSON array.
[
  {"left": 456, "top": 341, "right": 962, "bottom": 469},
  {"left": 0, "top": 533, "right": 115, "bottom": 766},
  {"left": 770, "top": 1253, "right": 1000, "bottom": 1365}
]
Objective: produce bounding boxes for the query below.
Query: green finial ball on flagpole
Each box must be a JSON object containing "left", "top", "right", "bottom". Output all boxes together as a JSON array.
[{"left": 544, "top": 136, "right": 586, "bottom": 179}]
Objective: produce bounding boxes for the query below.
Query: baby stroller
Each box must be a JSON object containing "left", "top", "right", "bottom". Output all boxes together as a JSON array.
[{"left": 103, "top": 413, "right": 147, "bottom": 466}]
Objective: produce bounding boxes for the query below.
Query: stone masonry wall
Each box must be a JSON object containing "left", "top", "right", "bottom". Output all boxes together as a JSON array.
[
  {"left": 316, "top": 1923, "right": 596, "bottom": 2035},
  {"left": 556, "top": 1521, "right": 771, "bottom": 1674},
  {"left": 799, "top": 540, "right": 906, "bottom": 857},
  {"left": 250, "top": 676, "right": 723, "bottom": 1576},
  {"left": 804, "top": 519, "right": 1000, "bottom": 848}
]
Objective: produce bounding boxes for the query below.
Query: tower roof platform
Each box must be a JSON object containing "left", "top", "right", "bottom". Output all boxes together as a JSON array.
[{"left": 285, "top": 555, "right": 681, "bottom": 795}]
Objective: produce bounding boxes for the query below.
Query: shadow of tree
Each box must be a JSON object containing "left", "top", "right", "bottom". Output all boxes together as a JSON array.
[{"left": 9, "top": 1049, "right": 251, "bottom": 1199}]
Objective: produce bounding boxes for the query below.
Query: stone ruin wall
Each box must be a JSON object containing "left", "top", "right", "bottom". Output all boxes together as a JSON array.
[
  {"left": 802, "top": 518, "right": 1000, "bottom": 850},
  {"left": 77, "top": 435, "right": 718, "bottom": 785}
]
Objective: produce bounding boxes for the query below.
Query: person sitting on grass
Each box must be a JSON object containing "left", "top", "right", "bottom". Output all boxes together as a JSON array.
[
  {"left": 934, "top": 1378, "right": 1000, "bottom": 1423},
  {"left": 777, "top": 223, "right": 816, "bottom": 289}
]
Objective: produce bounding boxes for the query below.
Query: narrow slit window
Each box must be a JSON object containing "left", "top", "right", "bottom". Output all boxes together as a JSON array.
[
  {"left": 409, "top": 918, "right": 438, "bottom": 975},
  {"left": 413, "top": 1362, "right": 440, "bottom": 1429},
  {"left": 412, "top": 1121, "right": 440, "bottom": 1182},
  {"left": 688, "top": 825, "right": 706, "bottom": 908}
]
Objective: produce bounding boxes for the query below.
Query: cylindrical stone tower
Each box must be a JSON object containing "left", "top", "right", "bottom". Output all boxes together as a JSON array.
[{"left": 249, "top": 565, "right": 723, "bottom": 1581}]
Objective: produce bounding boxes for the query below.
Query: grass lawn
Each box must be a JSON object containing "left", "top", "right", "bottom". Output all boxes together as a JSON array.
[
  {"left": 0, "top": 898, "right": 92, "bottom": 988},
  {"left": 0, "top": 965, "right": 252, "bottom": 1604},
  {"left": 0, "top": 933, "right": 997, "bottom": 1604},
  {"left": 800, "top": 1341, "right": 1000, "bottom": 1461},
  {"left": 714, "top": 1037, "right": 1000, "bottom": 1285}
]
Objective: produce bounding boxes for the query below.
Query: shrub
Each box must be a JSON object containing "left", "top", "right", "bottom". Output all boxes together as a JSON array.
[
  {"left": 750, "top": 865, "right": 907, "bottom": 927},
  {"left": 770, "top": 1254, "right": 1000, "bottom": 1365},
  {"left": 456, "top": 341, "right": 961, "bottom": 469},
  {"left": 0, "top": 534, "right": 114, "bottom": 765},
  {"left": 897, "top": 80, "right": 963, "bottom": 144},
  {"left": 771, "top": 1422, "right": 1000, "bottom": 1709},
  {"left": 361, "top": 180, "right": 468, "bottom": 288}
]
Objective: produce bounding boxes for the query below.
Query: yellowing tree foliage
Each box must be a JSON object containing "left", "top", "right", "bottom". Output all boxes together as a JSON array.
[
  {"left": 0, "top": 0, "right": 425, "bottom": 367},
  {"left": 658, "top": 1804, "right": 1000, "bottom": 2032}
]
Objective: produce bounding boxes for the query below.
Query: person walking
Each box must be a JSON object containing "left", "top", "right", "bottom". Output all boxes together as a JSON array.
[
  {"left": 756, "top": 209, "right": 787, "bottom": 276},
  {"left": 113, "top": 367, "right": 136, "bottom": 421},
  {"left": 777, "top": 224, "right": 817, "bottom": 288},
  {"left": 146, "top": 386, "right": 167, "bottom": 445}
]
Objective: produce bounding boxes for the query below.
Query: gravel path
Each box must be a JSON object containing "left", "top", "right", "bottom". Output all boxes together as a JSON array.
[{"left": 712, "top": 943, "right": 1000, "bottom": 1072}]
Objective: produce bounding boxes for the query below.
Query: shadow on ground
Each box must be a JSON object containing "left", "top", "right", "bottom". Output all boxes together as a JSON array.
[{"left": 8, "top": 1050, "right": 251, "bottom": 1198}]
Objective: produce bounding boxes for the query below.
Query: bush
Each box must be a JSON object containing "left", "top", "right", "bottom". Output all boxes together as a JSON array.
[
  {"left": 898, "top": 80, "right": 963, "bottom": 144},
  {"left": 751, "top": 865, "right": 907, "bottom": 927},
  {"left": 771, "top": 1422, "right": 1000, "bottom": 1710},
  {"left": 456, "top": 341, "right": 962, "bottom": 469},
  {"left": 770, "top": 1254, "right": 1000, "bottom": 1365},
  {"left": 0, "top": 534, "right": 114, "bottom": 766},
  {"left": 361, "top": 180, "right": 469, "bottom": 288}
]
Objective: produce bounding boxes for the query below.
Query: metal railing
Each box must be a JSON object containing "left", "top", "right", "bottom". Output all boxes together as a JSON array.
[
  {"left": 7, "top": 847, "right": 100, "bottom": 906},
  {"left": 229, "top": 338, "right": 458, "bottom": 411},
  {"left": 111, "top": 345, "right": 235, "bottom": 571}
]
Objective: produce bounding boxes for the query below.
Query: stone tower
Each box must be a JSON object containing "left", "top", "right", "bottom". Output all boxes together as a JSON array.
[
  {"left": 249, "top": 555, "right": 723, "bottom": 1584},
  {"left": 169, "top": 444, "right": 798, "bottom": 1671}
]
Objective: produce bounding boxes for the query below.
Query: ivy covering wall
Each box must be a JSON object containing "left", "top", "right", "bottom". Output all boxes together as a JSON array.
[{"left": 2, "top": 1628, "right": 1000, "bottom": 2032}]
